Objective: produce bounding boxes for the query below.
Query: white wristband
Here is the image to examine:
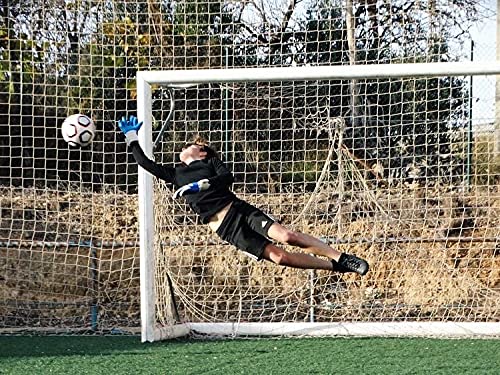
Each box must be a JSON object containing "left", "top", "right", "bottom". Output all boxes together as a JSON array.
[
  {"left": 124, "top": 131, "right": 139, "bottom": 146},
  {"left": 198, "top": 179, "right": 210, "bottom": 191}
]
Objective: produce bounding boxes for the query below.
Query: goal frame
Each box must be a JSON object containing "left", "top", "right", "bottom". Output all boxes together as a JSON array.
[{"left": 136, "top": 62, "right": 500, "bottom": 343}]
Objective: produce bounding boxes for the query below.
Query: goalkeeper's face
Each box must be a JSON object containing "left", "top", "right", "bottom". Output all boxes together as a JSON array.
[{"left": 180, "top": 144, "right": 208, "bottom": 163}]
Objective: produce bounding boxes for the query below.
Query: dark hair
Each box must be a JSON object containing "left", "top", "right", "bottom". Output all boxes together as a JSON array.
[{"left": 184, "top": 136, "right": 217, "bottom": 159}]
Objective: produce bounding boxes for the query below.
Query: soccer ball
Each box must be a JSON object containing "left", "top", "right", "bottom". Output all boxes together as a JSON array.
[{"left": 61, "top": 114, "right": 96, "bottom": 147}]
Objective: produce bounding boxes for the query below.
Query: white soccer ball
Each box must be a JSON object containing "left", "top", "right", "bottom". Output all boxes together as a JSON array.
[{"left": 61, "top": 114, "right": 96, "bottom": 147}]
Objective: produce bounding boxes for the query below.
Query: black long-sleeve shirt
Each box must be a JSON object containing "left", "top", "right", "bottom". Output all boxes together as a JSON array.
[{"left": 130, "top": 141, "right": 237, "bottom": 223}]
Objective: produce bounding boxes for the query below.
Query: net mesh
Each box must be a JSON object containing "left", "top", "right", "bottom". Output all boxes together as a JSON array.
[
  {"left": 150, "top": 78, "right": 499, "bottom": 328},
  {"left": 0, "top": 0, "right": 498, "bottom": 334}
]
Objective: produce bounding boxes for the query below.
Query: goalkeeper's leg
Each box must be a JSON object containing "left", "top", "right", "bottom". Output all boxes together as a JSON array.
[
  {"left": 267, "top": 223, "right": 369, "bottom": 275},
  {"left": 262, "top": 243, "right": 335, "bottom": 271}
]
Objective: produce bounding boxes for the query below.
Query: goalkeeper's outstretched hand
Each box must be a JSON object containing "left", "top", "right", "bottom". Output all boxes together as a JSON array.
[
  {"left": 118, "top": 115, "right": 143, "bottom": 134},
  {"left": 118, "top": 115, "right": 143, "bottom": 145},
  {"left": 173, "top": 179, "right": 210, "bottom": 199}
]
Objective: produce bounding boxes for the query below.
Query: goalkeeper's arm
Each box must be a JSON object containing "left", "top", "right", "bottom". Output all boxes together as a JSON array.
[
  {"left": 172, "top": 157, "right": 234, "bottom": 199},
  {"left": 207, "top": 157, "right": 234, "bottom": 187},
  {"left": 118, "top": 115, "right": 175, "bottom": 183},
  {"left": 172, "top": 179, "right": 210, "bottom": 199}
]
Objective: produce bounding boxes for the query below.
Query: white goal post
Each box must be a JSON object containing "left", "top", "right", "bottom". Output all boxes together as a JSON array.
[{"left": 137, "top": 62, "right": 500, "bottom": 343}]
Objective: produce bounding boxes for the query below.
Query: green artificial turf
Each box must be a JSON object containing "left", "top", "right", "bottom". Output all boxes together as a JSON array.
[{"left": 0, "top": 336, "right": 498, "bottom": 374}]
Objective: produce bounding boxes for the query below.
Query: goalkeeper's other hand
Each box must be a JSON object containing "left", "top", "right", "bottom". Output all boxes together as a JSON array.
[
  {"left": 117, "top": 115, "right": 143, "bottom": 145},
  {"left": 172, "top": 179, "right": 210, "bottom": 199}
]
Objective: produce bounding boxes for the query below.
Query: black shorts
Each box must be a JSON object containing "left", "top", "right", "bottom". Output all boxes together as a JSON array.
[{"left": 215, "top": 199, "right": 275, "bottom": 260}]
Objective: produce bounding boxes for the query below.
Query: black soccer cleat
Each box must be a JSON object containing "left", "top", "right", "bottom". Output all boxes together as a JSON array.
[
  {"left": 331, "top": 259, "right": 348, "bottom": 273},
  {"left": 334, "top": 253, "right": 369, "bottom": 276}
]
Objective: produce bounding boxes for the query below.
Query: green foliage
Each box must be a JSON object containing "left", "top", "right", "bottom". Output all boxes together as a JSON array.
[
  {"left": 473, "top": 132, "right": 500, "bottom": 186},
  {"left": 0, "top": 0, "right": 490, "bottom": 189},
  {"left": 281, "top": 160, "right": 321, "bottom": 184}
]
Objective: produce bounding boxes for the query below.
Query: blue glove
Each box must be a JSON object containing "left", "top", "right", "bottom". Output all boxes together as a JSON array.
[
  {"left": 118, "top": 115, "right": 143, "bottom": 134},
  {"left": 118, "top": 115, "right": 143, "bottom": 145},
  {"left": 173, "top": 179, "right": 210, "bottom": 199}
]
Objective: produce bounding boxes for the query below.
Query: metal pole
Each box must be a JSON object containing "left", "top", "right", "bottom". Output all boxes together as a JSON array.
[
  {"left": 224, "top": 47, "right": 230, "bottom": 163},
  {"left": 496, "top": 0, "right": 500, "bottom": 155},
  {"left": 467, "top": 40, "right": 474, "bottom": 189},
  {"left": 90, "top": 243, "right": 98, "bottom": 331},
  {"left": 309, "top": 270, "right": 315, "bottom": 323}
]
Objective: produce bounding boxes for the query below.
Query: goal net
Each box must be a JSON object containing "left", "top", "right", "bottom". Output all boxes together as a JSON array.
[
  {"left": 137, "top": 63, "right": 500, "bottom": 342},
  {"left": 2, "top": 0, "right": 500, "bottom": 339}
]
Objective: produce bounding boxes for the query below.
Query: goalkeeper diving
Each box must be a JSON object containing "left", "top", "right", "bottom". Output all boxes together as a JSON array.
[{"left": 119, "top": 116, "right": 369, "bottom": 275}]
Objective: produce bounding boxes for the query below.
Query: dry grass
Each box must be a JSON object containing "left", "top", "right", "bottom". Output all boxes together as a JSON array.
[{"left": 0, "top": 184, "right": 499, "bottom": 330}]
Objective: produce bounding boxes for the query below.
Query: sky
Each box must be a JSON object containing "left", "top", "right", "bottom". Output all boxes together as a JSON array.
[{"left": 469, "top": 0, "right": 497, "bottom": 129}]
